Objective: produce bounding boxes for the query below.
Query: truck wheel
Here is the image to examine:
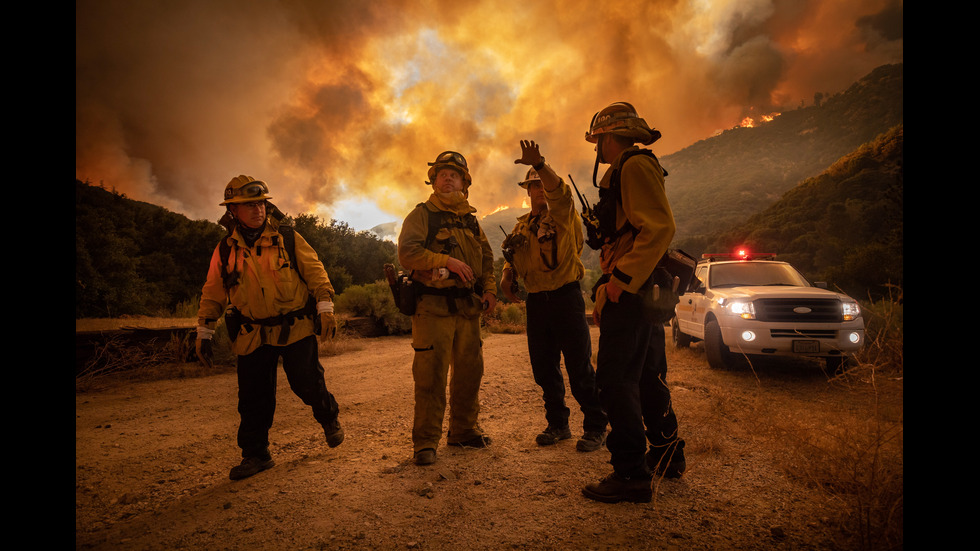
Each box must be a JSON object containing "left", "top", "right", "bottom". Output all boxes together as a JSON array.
[
  {"left": 704, "top": 319, "right": 737, "bottom": 370},
  {"left": 671, "top": 317, "right": 691, "bottom": 349}
]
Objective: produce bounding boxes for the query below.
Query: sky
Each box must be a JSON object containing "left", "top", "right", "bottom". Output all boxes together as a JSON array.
[{"left": 76, "top": 0, "right": 903, "bottom": 234}]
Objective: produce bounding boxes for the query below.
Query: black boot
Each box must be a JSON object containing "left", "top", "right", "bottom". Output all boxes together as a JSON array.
[
  {"left": 229, "top": 456, "right": 275, "bottom": 481},
  {"left": 535, "top": 425, "right": 572, "bottom": 446},
  {"left": 582, "top": 472, "right": 653, "bottom": 503},
  {"left": 324, "top": 419, "right": 345, "bottom": 448}
]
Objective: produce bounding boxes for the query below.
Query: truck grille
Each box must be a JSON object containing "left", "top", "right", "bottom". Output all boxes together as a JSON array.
[
  {"left": 754, "top": 298, "right": 842, "bottom": 323},
  {"left": 770, "top": 329, "right": 837, "bottom": 339}
]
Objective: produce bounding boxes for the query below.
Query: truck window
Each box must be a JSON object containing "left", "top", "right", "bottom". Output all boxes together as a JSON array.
[{"left": 709, "top": 263, "right": 810, "bottom": 288}]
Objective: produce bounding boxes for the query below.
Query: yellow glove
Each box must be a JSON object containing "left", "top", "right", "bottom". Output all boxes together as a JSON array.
[{"left": 317, "top": 301, "right": 337, "bottom": 340}]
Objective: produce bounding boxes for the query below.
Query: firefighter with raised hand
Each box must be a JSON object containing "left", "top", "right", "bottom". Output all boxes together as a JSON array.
[
  {"left": 397, "top": 151, "right": 497, "bottom": 466},
  {"left": 502, "top": 140, "right": 608, "bottom": 452},
  {"left": 195, "top": 175, "right": 344, "bottom": 481},
  {"left": 580, "top": 103, "right": 687, "bottom": 504}
]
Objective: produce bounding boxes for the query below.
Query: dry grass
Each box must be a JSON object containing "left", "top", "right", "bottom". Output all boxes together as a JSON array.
[
  {"left": 317, "top": 328, "right": 366, "bottom": 356},
  {"left": 731, "top": 292, "right": 903, "bottom": 550},
  {"left": 75, "top": 316, "right": 197, "bottom": 332},
  {"left": 75, "top": 330, "right": 212, "bottom": 392}
]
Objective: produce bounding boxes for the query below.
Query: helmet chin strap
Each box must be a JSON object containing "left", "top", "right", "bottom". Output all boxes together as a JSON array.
[{"left": 592, "top": 135, "right": 603, "bottom": 188}]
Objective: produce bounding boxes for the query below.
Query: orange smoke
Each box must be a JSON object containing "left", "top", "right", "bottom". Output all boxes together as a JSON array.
[{"left": 76, "top": 0, "right": 903, "bottom": 228}]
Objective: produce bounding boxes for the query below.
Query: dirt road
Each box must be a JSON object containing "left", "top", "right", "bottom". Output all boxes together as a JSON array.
[{"left": 76, "top": 327, "right": 876, "bottom": 550}]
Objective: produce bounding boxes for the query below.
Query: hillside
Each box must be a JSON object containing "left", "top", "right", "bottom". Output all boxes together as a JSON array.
[
  {"left": 75, "top": 181, "right": 226, "bottom": 318},
  {"left": 662, "top": 63, "right": 903, "bottom": 247},
  {"left": 704, "top": 125, "right": 903, "bottom": 300}
]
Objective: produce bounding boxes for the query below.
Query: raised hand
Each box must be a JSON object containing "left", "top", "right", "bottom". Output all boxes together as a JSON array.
[{"left": 514, "top": 140, "right": 543, "bottom": 167}]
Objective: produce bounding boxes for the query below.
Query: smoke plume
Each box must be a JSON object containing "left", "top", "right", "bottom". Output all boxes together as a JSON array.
[{"left": 76, "top": 0, "right": 903, "bottom": 227}]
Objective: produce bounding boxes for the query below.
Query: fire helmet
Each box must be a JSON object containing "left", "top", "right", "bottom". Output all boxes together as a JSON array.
[
  {"left": 584, "top": 102, "right": 661, "bottom": 146},
  {"left": 426, "top": 151, "right": 472, "bottom": 187},
  {"left": 518, "top": 167, "right": 541, "bottom": 188},
  {"left": 221, "top": 175, "right": 273, "bottom": 206}
]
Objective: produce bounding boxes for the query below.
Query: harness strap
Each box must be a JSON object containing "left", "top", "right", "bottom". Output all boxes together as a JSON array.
[{"left": 234, "top": 296, "right": 317, "bottom": 345}]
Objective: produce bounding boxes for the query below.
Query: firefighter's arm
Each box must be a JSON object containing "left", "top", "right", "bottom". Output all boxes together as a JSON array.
[
  {"left": 196, "top": 244, "right": 227, "bottom": 367},
  {"left": 609, "top": 158, "right": 675, "bottom": 295},
  {"left": 293, "top": 231, "right": 336, "bottom": 303},
  {"left": 291, "top": 231, "right": 339, "bottom": 340}
]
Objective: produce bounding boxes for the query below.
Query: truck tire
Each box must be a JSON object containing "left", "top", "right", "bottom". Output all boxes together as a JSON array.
[
  {"left": 704, "top": 319, "right": 737, "bottom": 370},
  {"left": 671, "top": 317, "right": 691, "bottom": 349}
]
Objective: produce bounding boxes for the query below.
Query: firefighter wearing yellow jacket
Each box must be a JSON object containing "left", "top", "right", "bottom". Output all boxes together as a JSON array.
[
  {"left": 398, "top": 151, "right": 496, "bottom": 466},
  {"left": 196, "top": 175, "right": 344, "bottom": 481},
  {"left": 501, "top": 140, "right": 607, "bottom": 453},
  {"left": 580, "top": 103, "right": 687, "bottom": 504}
]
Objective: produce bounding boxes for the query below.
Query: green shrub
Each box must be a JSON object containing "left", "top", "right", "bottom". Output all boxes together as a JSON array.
[
  {"left": 483, "top": 301, "right": 526, "bottom": 334},
  {"left": 335, "top": 281, "right": 412, "bottom": 335}
]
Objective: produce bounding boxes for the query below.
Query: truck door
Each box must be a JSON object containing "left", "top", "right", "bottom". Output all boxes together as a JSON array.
[{"left": 679, "top": 264, "right": 708, "bottom": 336}]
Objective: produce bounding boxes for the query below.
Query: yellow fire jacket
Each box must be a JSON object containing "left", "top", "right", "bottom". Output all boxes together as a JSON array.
[
  {"left": 198, "top": 217, "right": 335, "bottom": 356},
  {"left": 599, "top": 146, "right": 676, "bottom": 294},
  {"left": 397, "top": 194, "right": 496, "bottom": 300},
  {"left": 503, "top": 178, "right": 586, "bottom": 293}
]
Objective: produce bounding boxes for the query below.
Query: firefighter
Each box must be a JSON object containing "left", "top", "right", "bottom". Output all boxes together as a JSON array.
[
  {"left": 195, "top": 175, "right": 344, "bottom": 481},
  {"left": 397, "top": 151, "right": 497, "bottom": 466},
  {"left": 501, "top": 140, "right": 607, "bottom": 452},
  {"left": 580, "top": 103, "right": 687, "bottom": 504}
]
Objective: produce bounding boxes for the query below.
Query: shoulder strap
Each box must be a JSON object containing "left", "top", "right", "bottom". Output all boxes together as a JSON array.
[
  {"left": 610, "top": 149, "right": 667, "bottom": 192},
  {"left": 419, "top": 202, "right": 442, "bottom": 249},
  {"left": 276, "top": 225, "right": 307, "bottom": 286},
  {"left": 598, "top": 149, "right": 669, "bottom": 245},
  {"left": 218, "top": 237, "right": 237, "bottom": 290}
]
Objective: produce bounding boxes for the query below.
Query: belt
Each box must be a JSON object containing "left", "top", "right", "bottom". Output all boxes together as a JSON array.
[
  {"left": 527, "top": 281, "right": 580, "bottom": 301},
  {"left": 417, "top": 284, "right": 481, "bottom": 314}
]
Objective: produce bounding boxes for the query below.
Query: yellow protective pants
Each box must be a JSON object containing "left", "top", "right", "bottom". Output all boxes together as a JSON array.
[{"left": 410, "top": 294, "right": 486, "bottom": 452}]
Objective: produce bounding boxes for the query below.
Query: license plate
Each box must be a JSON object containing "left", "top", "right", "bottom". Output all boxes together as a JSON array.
[{"left": 793, "top": 340, "right": 819, "bottom": 353}]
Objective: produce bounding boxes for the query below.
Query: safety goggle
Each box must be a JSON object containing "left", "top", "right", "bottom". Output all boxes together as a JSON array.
[
  {"left": 225, "top": 181, "right": 269, "bottom": 200},
  {"left": 428, "top": 151, "right": 467, "bottom": 168}
]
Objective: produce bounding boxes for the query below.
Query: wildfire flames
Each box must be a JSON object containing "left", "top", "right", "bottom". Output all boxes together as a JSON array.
[{"left": 739, "top": 113, "right": 781, "bottom": 128}]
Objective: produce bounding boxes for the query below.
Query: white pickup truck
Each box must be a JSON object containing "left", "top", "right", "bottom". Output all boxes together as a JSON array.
[{"left": 671, "top": 251, "right": 864, "bottom": 371}]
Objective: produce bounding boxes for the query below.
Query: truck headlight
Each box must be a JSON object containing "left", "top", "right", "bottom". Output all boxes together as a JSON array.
[
  {"left": 729, "top": 300, "right": 756, "bottom": 319},
  {"left": 842, "top": 301, "right": 861, "bottom": 321}
]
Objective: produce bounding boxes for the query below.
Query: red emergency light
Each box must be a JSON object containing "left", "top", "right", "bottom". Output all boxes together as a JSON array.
[{"left": 701, "top": 248, "right": 777, "bottom": 261}]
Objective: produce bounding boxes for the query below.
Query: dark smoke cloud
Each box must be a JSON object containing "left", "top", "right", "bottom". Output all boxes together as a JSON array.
[{"left": 76, "top": 0, "right": 903, "bottom": 228}]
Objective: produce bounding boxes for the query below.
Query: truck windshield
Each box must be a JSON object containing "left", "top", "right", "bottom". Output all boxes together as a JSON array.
[{"left": 709, "top": 263, "right": 810, "bottom": 288}]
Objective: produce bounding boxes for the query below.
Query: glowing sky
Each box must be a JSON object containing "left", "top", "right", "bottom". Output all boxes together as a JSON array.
[{"left": 76, "top": 0, "right": 903, "bottom": 232}]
